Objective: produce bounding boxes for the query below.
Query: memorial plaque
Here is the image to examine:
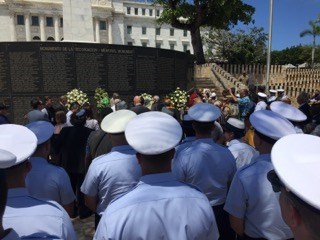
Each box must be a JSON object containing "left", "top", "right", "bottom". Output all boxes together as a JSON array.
[
  {"left": 0, "top": 44, "right": 9, "bottom": 94},
  {"left": 175, "top": 52, "right": 189, "bottom": 89},
  {"left": 11, "top": 95, "right": 32, "bottom": 124},
  {"left": 103, "top": 45, "right": 134, "bottom": 92},
  {"left": 158, "top": 49, "right": 175, "bottom": 91},
  {"left": 7, "top": 43, "right": 41, "bottom": 93},
  {"left": 75, "top": 44, "right": 107, "bottom": 91},
  {"left": 40, "top": 43, "right": 76, "bottom": 93},
  {"left": 136, "top": 47, "right": 157, "bottom": 92}
]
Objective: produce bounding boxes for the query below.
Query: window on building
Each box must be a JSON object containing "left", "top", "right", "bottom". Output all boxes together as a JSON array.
[
  {"left": 183, "top": 44, "right": 188, "bottom": 52},
  {"left": 127, "top": 25, "right": 132, "bottom": 34},
  {"left": 170, "top": 43, "right": 175, "bottom": 50},
  {"left": 170, "top": 28, "right": 174, "bottom": 36},
  {"left": 156, "top": 9, "right": 160, "bottom": 17},
  {"left": 156, "top": 43, "right": 161, "bottom": 48},
  {"left": 183, "top": 30, "right": 188, "bottom": 37},
  {"left": 142, "top": 8, "right": 146, "bottom": 15},
  {"left": 31, "top": 16, "right": 39, "bottom": 26},
  {"left": 149, "top": 9, "right": 153, "bottom": 16},
  {"left": 134, "top": 8, "right": 138, "bottom": 15},
  {"left": 142, "top": 42, "right": 147, "bottom": 47},
  {"left": 17, "top": 15, "right": 24, "bottom": 25},
  {"left": 156, "top": 27, "right": 161, "bottom": 35},
  {"left": 33, "top": 36, "right": 40, "bottom": 41},
  {"left": 47, "top": 37, "right": 54, "bottom": 41},
  {"left": 127, "top": 7, "right": 131, "bottom": 14},
  {"left": 60, "top": 18, "right": 63, "bottom": 27},
  {"left": 127, "top": 42, "right": 133, "bottom": 46},
  {"left": 142, "top": 26, "right": 146, "bottom": 35},
  {"left": 46, "top": 17, "right": 53, "bottom": 27},
  {"left": 100, "top": 21, "right": 107, "bottom": 30}
]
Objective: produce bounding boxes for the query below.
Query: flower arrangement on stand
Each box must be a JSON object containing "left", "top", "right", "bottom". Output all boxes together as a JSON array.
[
  {"left": 66, "top": 88, "right": 89, "bottom": 109},
  {"left": 169, "top": 87, "right": 188, "bottom": 111},
  {"left": 94, "top": 87, "right": 109, "bottom": 113},
  {"left": 140, "top": 93, "right": 153, "bottom": 109}
]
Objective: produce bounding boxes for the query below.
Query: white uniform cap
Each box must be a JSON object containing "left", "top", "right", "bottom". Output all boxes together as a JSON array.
[
  {"left": 101, "top": 109, "right": 137, "bottom": 134},
  {"left": 271, "top": 134, "right": 320, "bottom": 210},
  {"left": 183, "top": 114, "right": 193, "bottom": 121},
  {"left": 270, "top": 101, "right": 307, "bottom": 122},
  {"left": 249, "top": 110, "right": 296, "bottom": 140},
  {"left": 257, "top": 92, "right": 267, "bottom": 98},
  {"left": 269, "top": 89, "right": 277, "bottom": 93},
  {"left": 26, "top": 121, "right": 54, "bottom": 145},
  {"left": 235, "top": 94, "right": 240, "bottom": 98},
  {"left": 211, "top": 93, "right": 217, "bottom": 98},
  {"left": 225, "top": 118, "right": 245, "bottom": 132},
  {"left": 188, "top": 103, "right": 221, "bottom": 122},
  {"left": 125, "top": 111, "right": 182, "bottom": 155},
  {"left": 0, "top": 149, "right": 17, "bottom": 169},
  {"left": 277, "top": 89, "right": 285, "bottom": 92},
  {"left": 0, "top": 124, "right": 37, "bottom": 167}
]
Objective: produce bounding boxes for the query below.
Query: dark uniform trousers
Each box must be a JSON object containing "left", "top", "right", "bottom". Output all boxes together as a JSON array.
[
  {"left": 238, "top": 233, "right": 294, "bottom": 240},
  {"left": 212, "top": 204, "right": 236, "bottom": 240}
]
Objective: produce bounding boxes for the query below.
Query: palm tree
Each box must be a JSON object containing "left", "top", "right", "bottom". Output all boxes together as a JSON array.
[{"left": 300, "top": 20, "right": 320, "bottom": 68}]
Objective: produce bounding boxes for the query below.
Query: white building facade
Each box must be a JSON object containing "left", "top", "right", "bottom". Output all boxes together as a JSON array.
[{"left": 0, "top": 0, "right": 193, "bottom": 53}]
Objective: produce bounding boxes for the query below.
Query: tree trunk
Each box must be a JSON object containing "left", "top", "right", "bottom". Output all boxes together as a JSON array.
[{"left": 191, "top": 27, "right": 206, "bottom": 64}]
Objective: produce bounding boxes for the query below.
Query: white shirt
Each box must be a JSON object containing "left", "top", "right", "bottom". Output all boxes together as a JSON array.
[
  {"left": 26, "top": 157, "right": 75, "bottom": 205},
  {"left": 94, "top": 172, "right": 219, "bottom": 240},
  {"left": 227, "top": 139, "right": 259, "bottom": 169},
  {"left": 3, "top": 188, "right": 76, "bottom": 239},
  {"left": 254, "top": 101, "right": 267, "bottom": 111},
  {"left": 66, "top": 111, "right": 73, "bottom": 126},
  {"left": 85, "top": 119, "right": 99, "bottom": 130}
]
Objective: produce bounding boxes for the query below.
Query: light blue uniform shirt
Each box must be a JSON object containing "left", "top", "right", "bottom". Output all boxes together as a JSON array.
[
  {"left": 3, "top": 188, "right": 76, "bottom": 239},
  {"left": 94, "top": 172, "right": 219, "bottom": 240},
  {"left": 81, "top": 145, "right": 141, "bottom": 215},
  {"left": 172, "top": 138, "right": 236, "bottom": 206},
  {"left": 174, "top": 136, "right": 196, "bottom": 157},
  {"left": 227, "top": 139, "right": 259, "bottom": 169},
  {"left": 224, "top": 154, "right": 293, "bottom": 239},
  {"left": 26, "top": 157, "right": 75, "bottom": 205}
]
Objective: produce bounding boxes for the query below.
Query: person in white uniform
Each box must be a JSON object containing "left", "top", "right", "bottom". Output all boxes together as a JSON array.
[
  {"left": 0, "top": 124, "right": 76, "bottom": 239},
  {"left": 224, "top": 110, "right": 295, "bottom": 240},
  {"left": 81, "top": 110, "right": 141, "bottom": 228},
  {"left": 254, "top": 92, "right": 267, "bottom": 111},
  {"left": 269, "top": 134, "right": 320, "bottom": 240},
  {"left": 172, "top": 103, "right": 236, "bottom": 240},
  {"left": 25, "top": 121, "right": 75, "bottom": 217},
  {"left": 223, "top": 118, "right": 259, "bottom": 169},
  {"left": 270, "top": 101, "right": 307, "bottom": 134},
  {"left": 267, "top": 89, "right": 277, "bottom": 104},
  {"left": 0, "top": 150, "right": 19, "bottom": 240},
  {"left": 94, "top": 111, "right": 219, "bottom": 240},
  {"left": 175, "top": 114, "right": 196, "bottom": 158}
]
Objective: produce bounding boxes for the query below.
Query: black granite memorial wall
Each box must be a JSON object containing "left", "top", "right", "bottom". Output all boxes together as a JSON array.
[{"left": 0, "top": 42, "right": 193, "bottom": 124}]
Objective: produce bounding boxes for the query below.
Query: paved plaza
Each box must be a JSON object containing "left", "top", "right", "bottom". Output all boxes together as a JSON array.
[{"left": 73, "top": 215, "right": 95, "bottom": 239}]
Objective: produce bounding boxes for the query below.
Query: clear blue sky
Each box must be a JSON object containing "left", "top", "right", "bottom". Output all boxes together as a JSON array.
[{"left": 235, "top": 0, "right": 320, "bottom": 50}]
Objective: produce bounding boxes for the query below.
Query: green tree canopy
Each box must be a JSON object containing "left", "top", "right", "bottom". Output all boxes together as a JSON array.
[{"left": 155, "top": 0, "right": 255, "bottom": 64}]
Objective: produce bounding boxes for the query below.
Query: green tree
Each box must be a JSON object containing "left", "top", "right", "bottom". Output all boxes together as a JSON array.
[
  {"left": 300, "top": 20, "right": 320, "bottom": 68},
  {"left": 155, "top": 0, "right": 255, "bottom": 64},
  {"left": 203, "top": 27, "right": 267, "bottom": 64}
]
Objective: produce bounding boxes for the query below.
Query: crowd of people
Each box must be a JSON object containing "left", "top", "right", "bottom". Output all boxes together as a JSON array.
[{"left": 0, "top": 86, "right": 319, "bottom": 240}]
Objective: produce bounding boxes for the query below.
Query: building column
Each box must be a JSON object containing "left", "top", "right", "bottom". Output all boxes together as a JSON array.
[
  {"left": 108, "top": 17, "right": 113, "bottom": 44},
  {"left": 39, "top": 14, "right": 46, "bottom": 41},
  {"left": 95, "top": 17, "right": 100, "bottom": 43},
  {"left": 25, "top": 12, "right": 31, "bottom": 41},
  {"left": 9, "top": 12, "right": 17, "bottom": 41},
  {"left": 54, "top": 15, "right": 60, "bottom": 41}
]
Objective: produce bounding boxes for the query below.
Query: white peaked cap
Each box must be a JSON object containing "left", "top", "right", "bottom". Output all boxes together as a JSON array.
[
  {"left": 249, "top": 110, "right": 296, "bottom": 140},
  {"left": 188, "top": 103, "right": 221, "bottom": 122},
  {"left": 271, "top": 134, "right": 320, "bottom": 210},
  {"left": 101, "top": 109, "right": 137, "bottom": 134},
  {"left": 270, "top": 101, "right": 307, "bottom": 122},
  {"left": 26, "top": 121, "right": 54, "bottom": 145},
  {"left": 0, "top": 124, "right": 37, "bottom": 167},
  {"left": 125, "top": 111, "right": 182, "bottom": 155},
  {"left": 0, "top": 149, "right": 17, "bottom": 169},
  {"left": 258, "top": 92, "right": 267, "bottom": 98}
]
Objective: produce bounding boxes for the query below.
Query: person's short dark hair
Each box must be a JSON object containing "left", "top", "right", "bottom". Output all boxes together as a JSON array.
[
  {"left": 112, "top": 93, "right": 120, "bottom": 99},
  {"left": 140, "top": 96, "right": 145, "bottom": 105},
  {"left": 0, "top": 170, "right": 7, "bottom": 218},
  {"left": 85, "top": 108, "right": 94, "bottom": 119},
  {"left": 70, "top": 111, "right": 86, "bottom": 126},
  {"left": 192, "top": 121, "right": 215, "bottom": 135},
  {"left": 297, "top": 91, "right": 310, "bottom": 105},
  {"left": 69, "top": 102, "right": 80, "bottom": 111},
  {"left": 43, "top": 96, "right": 52, "bottom": 103},
  {"left": 55, "top": 111, "right": 66, "bottom": 124},
  {"left": 30, "top": 98, "right": 42, "bottom": 109},
  {"left": 257, "top": 85, "right": 266, "bottom": 93},
  {"left": 181, "top": 121, "right": 195, "bottom": 137}
]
